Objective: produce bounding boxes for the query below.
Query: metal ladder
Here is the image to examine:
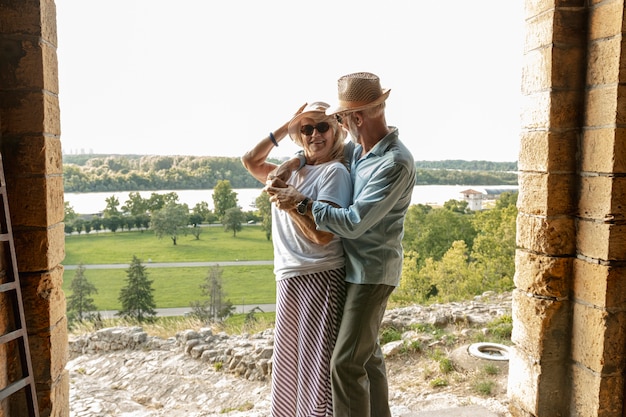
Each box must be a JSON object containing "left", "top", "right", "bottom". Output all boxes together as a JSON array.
[{"left": 0, "top": 155, "right": 39, "bottom": 417}]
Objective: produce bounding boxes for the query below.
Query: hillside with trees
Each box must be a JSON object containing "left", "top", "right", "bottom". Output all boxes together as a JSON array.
[{"left": 62, "top": 154, "right": 518, "bottom": 193}]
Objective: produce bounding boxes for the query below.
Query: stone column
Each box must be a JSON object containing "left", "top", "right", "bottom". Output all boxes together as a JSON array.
[
  {"left": 0, "top": 0, "right": 68, "bottom": 416},
  {"left": 570, "top": 0, "right": 626, "bottom": 415},
  {"left": 511, "top": 0, "right": 626, "bottom": 416}
]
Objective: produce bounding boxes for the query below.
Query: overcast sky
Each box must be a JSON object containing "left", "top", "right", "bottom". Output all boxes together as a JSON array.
[{"left": 56, "top": 1, "right": 524, "bottom": 162}]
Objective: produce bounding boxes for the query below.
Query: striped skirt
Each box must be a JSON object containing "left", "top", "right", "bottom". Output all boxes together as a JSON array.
[{"left": 270, "top": 268, "right": 346, "bottom": 417}]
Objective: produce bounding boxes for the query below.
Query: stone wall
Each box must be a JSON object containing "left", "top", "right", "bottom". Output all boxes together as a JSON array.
[
  {"left": 68, "top": 292, "right": 513, "bottom": 383},
  {"left": 511, "top": 1, "right": 626, "bottom": 416},
  {"left": 0, "top": 0, "right": 67, "bottom": 416}
]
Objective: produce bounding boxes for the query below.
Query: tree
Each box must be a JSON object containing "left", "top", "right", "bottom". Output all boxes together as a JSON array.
[
  {"left": 470, "top": 204, "right": 517, "bottom": 292},
  {"left": 118, "top": 255, "right": 157, "bottom": 322},
  {"left": 122, "top": 191, "right": 149, "bottom": 216},
  {"left": 102, "top": 215, "right": 121, "bottom": 233},
  {"left": 255, "top": 192, "right": 272, "bottom": 241},
  {"left": 190, "top": 265, "right": 234, "bottom": 322},
  {"left": 146, "top": 191, "right": 179, "bottom": 213},
  {"left": 150, "top": 201, "right": 190, "bottom": 245},
  {"left": 189, "top": 224, "right": 203, "bottom": 240},
  {"left": 443, "top": 199, "right": 470, "bottom": 214},
  {"left": 222, "top": 206, "right": 244, "bottom": 237},
  {"left": 495, "top": 191, "right": 518, "bottom": 209},
  {"left": 67, "top": 263, "right": 98, "bottom": 321},
  {"left": 192, "top": 201, "right": 211, "bottom": 222},
  {"left": 212, "top": 180, "right": 238, "bottom": 220},
  {"left": 403, "top": 205, "right": 477, "bottom": 268},
  {"left": 64, "top": 201, "right": 78, "bottom": 224},
  {"left": 103, "top": 195, "right": 121, "bottom": 218}
]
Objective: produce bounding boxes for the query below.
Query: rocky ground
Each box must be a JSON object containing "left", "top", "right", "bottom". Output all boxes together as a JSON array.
[{"left": 68, "top": 292, "right": 513, "bottom": 417}]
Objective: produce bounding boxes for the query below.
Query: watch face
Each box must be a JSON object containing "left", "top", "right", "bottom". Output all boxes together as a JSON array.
[{"left": 297, "top": 199, "right": 308, "bottom": 215}]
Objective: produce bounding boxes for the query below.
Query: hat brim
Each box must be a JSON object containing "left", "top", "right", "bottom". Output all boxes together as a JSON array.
[
  {"left": 287, "top": 110, "right": 327, "bottom": 143},
  {"left": 287, "top": 111, "right": 346, "bottom": 145},
  {"left": 325, "top": 88, "right": 391, "bottom": 116}
]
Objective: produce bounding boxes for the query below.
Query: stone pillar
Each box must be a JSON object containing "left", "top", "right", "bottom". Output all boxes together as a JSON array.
[
  {"left": 511, "top": 0, "right": 626, "bottom": 416},
  {"left": 570, "top": 0, "right": 626, "bottom": 415},
  {"left": 0, "top": 0, "right": 68, "bottom": 416}
]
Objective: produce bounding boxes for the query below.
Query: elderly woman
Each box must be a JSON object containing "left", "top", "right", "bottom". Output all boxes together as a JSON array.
[{"left": 241, "top": 102, "right": 351, "bottom": 417}]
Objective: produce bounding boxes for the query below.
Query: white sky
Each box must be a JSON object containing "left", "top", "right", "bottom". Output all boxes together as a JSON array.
[{"left": 56, "top": 0, "right": 525, "bottom": 162}]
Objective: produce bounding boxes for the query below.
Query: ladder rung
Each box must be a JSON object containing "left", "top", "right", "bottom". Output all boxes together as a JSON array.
[
  {"left": 0, "top": 233, "right": 9, "bottom": 242},
  {"left": 0, "top": 281, "right": 17, "bottom": 293},
  {"left": 0, "top": 376, "right": 32, "bottom": 402},
  {"left": 0, "top": 328, "right": 25, "bottom": 345}
]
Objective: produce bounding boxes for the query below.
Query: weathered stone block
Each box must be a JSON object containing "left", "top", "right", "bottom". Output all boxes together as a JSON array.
[
  {"left": 573, "top": 258, "right": 626, "bottom": 309},
  {"left": 13, "top": 224, "right": 65, "bottom": 272},
  {"left": 521, "top": 89, "right": 582, "bottom": 130},
  {"left": 0, "top": 38, "right": 41, "bottom": 90},
  {"left": 6, "top": 175, "right": 64, "bottom": 227},
  {"left": 570, "top": 359, "right": 623, "bottom": 416},
  {"left": 20, "top": 267, "right": 66, "bottom": 333},
  {"left": 520, "top": 91, "right": 549, "bottom": 130},
  {"left": 511, "top": 290, "right": 570, "bottom": 361},
  {"left": 552, "top": 44, "right": 586, "bottom": 90},
  {"left": 41, "top": 0, "right": 58, "bottom": 48},
  {"left": 572, "top": 304, "right": 626, "bottom": 373},
  {"left": 518, "top": 130, "right": 577, "bottom": 173},
  {"left": 585, "top": 86, "right": 618, "bottom": 127},
  {"left": 588, "top": 0, "right": 624, "bottom": 41},
  {"left": 521, "top": 47, "right": 552, "bottom": 93},
  {"left": 35, "top": 368, "right": 69, "bottom": 417},
  {"left": 578, "top": 176, "right": 626, "bottom": 222},
  {"left": 0, "top": 91, "right": 60, "bottom": 136},
  {"left": 507, "top": 336, "right": 570, "bottom": 416},
  {"left": 0, "top": 135, "right": 63, "bottom": 175},
  {"left": 514, "top": 250, "right": 571, "bottom": 297},
  {"left": 28, "top": 317, "right": 68, "bottom": 383},
  {"left": 518, "top": 172, "right": 575, "bottom": 216},
  {"left": 587, "top": 37, "right": 622, "bottom": 86},
  {"left": 552, "top": 89, "right": 585, "bottom": 128},
  {"left": 523, "top": 10, "right": 554, "bottom": 54},
  {"left": 576, "top": 219, "right": 626, "bottom": 261},
  {"left": 554, "top": 6, "right": 588, "bottom": 43},
  {"left": 580, "top": 128, "right": 626, "bottom": 174},
  {"left": 516, "top": 213, "right": 575, "bottom": 255},
  {"left": 0, "top": 0, "right": 41, "bottom": 35}
]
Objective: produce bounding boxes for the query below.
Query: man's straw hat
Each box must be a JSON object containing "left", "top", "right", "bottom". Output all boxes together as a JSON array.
[{"left": 326, "top": 72, "right": 390, "bottom": 116}]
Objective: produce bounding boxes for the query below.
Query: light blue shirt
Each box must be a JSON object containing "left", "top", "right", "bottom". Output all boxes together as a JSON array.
[{"left": 312, "top": 127, "right": 416, "bottom": 286}]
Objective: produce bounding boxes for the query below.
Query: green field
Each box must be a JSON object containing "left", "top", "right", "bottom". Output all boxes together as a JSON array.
[
  {"left": 63, "top": 226, "right": 276, "bottom": 310},
  {"left": 64, "top": 225, "right": 273, "bottom": 264}
]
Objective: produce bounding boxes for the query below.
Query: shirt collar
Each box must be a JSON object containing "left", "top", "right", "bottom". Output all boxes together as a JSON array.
[{"left": 364, "top": 126, "right": 399, "bottom": 158}]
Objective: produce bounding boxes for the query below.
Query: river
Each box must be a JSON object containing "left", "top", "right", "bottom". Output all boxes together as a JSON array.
[{"left": 64, "top": 185, "right": 518, "bottom": 215}]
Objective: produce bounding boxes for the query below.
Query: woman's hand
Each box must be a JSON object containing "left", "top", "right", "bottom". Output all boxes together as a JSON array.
[{"left": 264, "top": 184, "right": 304, "bottom": 211}]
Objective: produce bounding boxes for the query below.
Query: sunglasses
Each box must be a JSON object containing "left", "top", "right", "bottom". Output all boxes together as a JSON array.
[
  {"left": 300, "top": 122, "right": 330, "bottom": 136},
  {"left": 334, "top": 114, "right": 343, "bottom": 125}
]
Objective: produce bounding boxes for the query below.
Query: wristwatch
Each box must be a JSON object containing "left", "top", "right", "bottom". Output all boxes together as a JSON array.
[{"left": 296, "top": 198, "right": 310, "bottom": 215}]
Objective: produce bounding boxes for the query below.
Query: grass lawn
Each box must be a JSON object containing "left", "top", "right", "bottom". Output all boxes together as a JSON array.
[
  {"left": 64, "top": 225, "right": 273, "bottom": 265},
  {"left": 63, "top": 226, "right": 276, "bottom": 310},
  {"left": 62, "top": 265, "right": 276, "bottom": 310}
]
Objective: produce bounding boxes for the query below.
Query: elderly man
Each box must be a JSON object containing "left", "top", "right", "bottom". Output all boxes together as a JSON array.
[{"left": 267, "top": 72, "right": 415, "bottom": 417}]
